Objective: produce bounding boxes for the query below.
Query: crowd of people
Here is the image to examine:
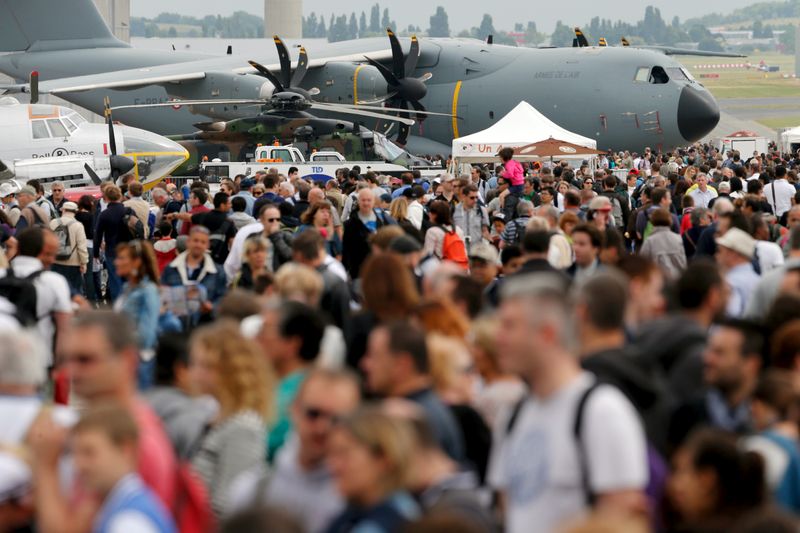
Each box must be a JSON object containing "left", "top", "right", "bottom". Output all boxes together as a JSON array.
[{"left": 0, "top": 141, "right": 800, "bottom": 533}]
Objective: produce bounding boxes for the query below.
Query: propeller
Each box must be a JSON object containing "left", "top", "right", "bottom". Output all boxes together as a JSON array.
[
  {"left": 574, "top": 28, "right": 589, "bottom": 47},
  {"left": 103, "top": 97, "right": 136, "bottom": 180},
  {"left": 29, "top": 71, "right": 39, "bottom": 104},
  {"left": 364, "top": 29, "right": 433, "bottom": 145},
  {"left": 621, "top": 37, "right": 630, "bottom": 47},
  {"left": 83, "top": 163, "right": 102, "bottom": 186},
  {"left": 598, "top": 38, "right": 608, "bottom": 47},
  {"left": 248, "top": 36, "right": 318, "bottom": 99}
]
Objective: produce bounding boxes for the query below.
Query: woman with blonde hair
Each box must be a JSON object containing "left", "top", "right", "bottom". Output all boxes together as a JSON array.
[
  {"left": 390, "top": 196, "right": 424, "bottom": 243},
  {"left": 273, "top": 262, "right": 324, "bottom": 306},
  {"left": 232, "top": 236, "right": 272, "bottom": 290},
  {"left": 326, "top": 407, "right": 420, "bottom": 532},
  {"left": 189, "top": 320, "right": 274, "bottom": 516}
]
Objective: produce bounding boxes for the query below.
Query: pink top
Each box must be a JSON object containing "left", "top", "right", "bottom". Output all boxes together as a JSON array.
[{"left": 501, "top": 159, "right": 525, "bottom": 186}]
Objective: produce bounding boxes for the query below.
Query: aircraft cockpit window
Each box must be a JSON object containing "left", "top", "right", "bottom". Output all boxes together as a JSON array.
[
  {"left": 666, "top": 68, "right": 688, "bottom": 81},
  {"left": 649, "top": 66, "right": 669, "bottom": 84},
  {"left": 47, "top": 119, "right": 69, "bottom": 138},
  {"left": 69, "top": 112, "right": 87, "bottom": 126},
  {"left": 31, "top": 120, "right": 50, "bottom": 139},
  {"left": 62, "top": 118, "right": 77, "bottom": 133},
  {"left": 634, "top": 67, "right": 650, "bottom": 82}
]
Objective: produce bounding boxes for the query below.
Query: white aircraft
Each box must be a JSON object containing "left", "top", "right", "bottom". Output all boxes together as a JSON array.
[{"left": 0, "top": 91, "right": 188, "bottom": 191}]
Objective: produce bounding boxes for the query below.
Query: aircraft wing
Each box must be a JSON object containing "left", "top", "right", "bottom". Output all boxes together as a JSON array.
[{"left": 641, "top": 46, "right": 746, "bottom": 58}]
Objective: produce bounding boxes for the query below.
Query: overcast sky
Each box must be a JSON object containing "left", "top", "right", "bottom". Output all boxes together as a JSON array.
[{"left": 131, "top": 0, "right": 755, "bottom": 32}]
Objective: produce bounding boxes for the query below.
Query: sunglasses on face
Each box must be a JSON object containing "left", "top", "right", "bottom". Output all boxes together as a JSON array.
[
  {"left": 266, "top": 217, "right": 280, "bottom": 223},
  {"left": 468, "top": 195, "right": 478, "bottom": 200}
]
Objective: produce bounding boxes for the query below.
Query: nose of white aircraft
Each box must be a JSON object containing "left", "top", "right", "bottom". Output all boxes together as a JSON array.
[{"left": 119, "top": 126, "right": 188, "bottom": 189}]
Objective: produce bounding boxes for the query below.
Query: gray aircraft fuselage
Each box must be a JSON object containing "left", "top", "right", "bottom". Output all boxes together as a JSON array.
[{"left": 0, "top": 37, "right": 720, "bottom": 154}]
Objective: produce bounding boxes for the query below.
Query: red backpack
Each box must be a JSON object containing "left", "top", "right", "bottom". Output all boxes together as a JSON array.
[
  {"left": 174, "top": 463, "right": 215, "bottom": 533},
  {"left": 441, "top": 228, "right": 469, "bottom": 270}
]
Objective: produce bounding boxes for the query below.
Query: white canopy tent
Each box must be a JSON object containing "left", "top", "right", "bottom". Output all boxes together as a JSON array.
[
  {"left": 779, "top": 126, "right": 800, "bottom": 154},
  {"left": 451, "top": 101, "right": 598, "bottom": 163}
]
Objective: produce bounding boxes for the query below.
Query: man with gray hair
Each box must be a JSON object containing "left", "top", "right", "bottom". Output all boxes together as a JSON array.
[
  {"left": 150, "top": 187, "right": 169, "bottom": 229},
  {"left": 489, "top": 274, "right": 648, "bottom": 533},
  {"left": 14, "top": 186, "right": 50, "bottom": 231},
  {"left": 499, "top": 200, "right": 533, "bottom": 248}
]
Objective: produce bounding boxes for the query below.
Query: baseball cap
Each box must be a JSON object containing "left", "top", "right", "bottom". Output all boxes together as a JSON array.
[
  {"left": 389, "top": 235, "right": 422, "bottom": 254},
  {"left": 62, "top": 201, "right": 79, "bottom": 213},
  {"left": 240, "top": 178, "right": 256, "bottom": 190},
  {"left": 716, "top": 228, "right": 756, "bottom": 259},
  {"left": 588, "top": 196, "right": 613, "bottom": 212},
  {"left": 469, "top": 242, "right": 499, "bottom": 264},
  {"left": 18, "top": 185, "right": 36, "bottom": 197},
  {"left": 379, "top": 193, "right": 392, "bottom": 204},
  {"left": 492, "top": 212, "right": 506, "bottom": 222},
  {"left": 441, "top": 174, "right": 455, "bottom": 183},
  {"left": 390, "top": 176, "right": 402, "bottom": 185},
  {"left": 628, "top": 169, "right": 639, "bottom": 176},
  {"left": 0, "top": 182, "right": 17, "bottom": 198}
]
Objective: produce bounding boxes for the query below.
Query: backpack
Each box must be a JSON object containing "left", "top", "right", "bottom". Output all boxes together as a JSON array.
[
  {"left": 441, "top": 228, "right": 469, "bottom": 270},
  {"left": 609, "top": 195, "right": 624, "bottom": 227},
  {"left": 509, "top": 219, "right": 527, "bottom": 246},
  {"left": 174, "top": 463, "right": 216, "bottom": 533},
  {"left": 642, "top": 220, "right": 655, "bottom": 242},
  {"left": 53, "top": 218, "right": 75, "bottom": 261},
  {"left": 506, "top": 383, "right": 668, "bottom": 525},
  {"left": 22, "top": 205, "right": 48, "bottom": 229},
  {"left": 208, "top": 220, "right": 232, "bottom": 264},
  {"left": 123, "top": 208, "right": 145, "bottom": 240},
  {"left": 0, "top": 269, "right": 43, "bottom": 327}
]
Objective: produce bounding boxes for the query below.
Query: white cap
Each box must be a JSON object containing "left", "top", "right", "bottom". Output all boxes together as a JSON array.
[
  {"left": 0, "top": 182, "right": 18, "bottom": 198},
  {"left": 716, "top": 227, "right": 756, "bottom": 259}
]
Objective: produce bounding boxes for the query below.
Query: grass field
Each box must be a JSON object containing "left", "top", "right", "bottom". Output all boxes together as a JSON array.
[{"left": 678, "top": 52, "right": 800, "bottom": 99}]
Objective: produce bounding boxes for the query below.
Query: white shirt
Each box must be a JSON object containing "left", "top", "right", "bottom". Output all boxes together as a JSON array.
[
  {"left": 5, "top": 257, "right": 72, "bottom": 365},
  {"left": 223, "top": 221, "right": 263, "bottom": 280},
  {"left": 407, "top": 200, "right": 424, "bottom": 230},
  {"left": 756, "top": 241, "right": 785, "bottom": 274},
  {"left": 488, "top": 372, "right": 648, "bottom": 533},
  {"left": 764, "top": 179, "right": 796, "bottom": 217}
]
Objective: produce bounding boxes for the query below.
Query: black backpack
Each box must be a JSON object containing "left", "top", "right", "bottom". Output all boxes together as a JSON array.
[
  {"left": 122, "top": 208, "right": 145, "bottom": 240},
  {"left": 209, "top": 220, "right": 232, "bottom": 264},
  {"left": 0, "top": 269, "right": 43, "bottom": 327}
]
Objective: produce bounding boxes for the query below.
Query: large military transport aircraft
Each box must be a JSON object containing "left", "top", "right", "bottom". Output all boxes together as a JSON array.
[{"left": 0, "top": 0, "right": 721, "bottom": 154}]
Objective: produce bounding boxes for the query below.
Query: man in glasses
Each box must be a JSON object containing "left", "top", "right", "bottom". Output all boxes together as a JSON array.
[
  {"left": 47, "top": 181, "right": 66, "bottom": 217},
  {"left": 230, "top": 369, "right": 361, "bottom": 532},
  {"left": 453, "top": 184, "right": 490, "bottom": 256}
]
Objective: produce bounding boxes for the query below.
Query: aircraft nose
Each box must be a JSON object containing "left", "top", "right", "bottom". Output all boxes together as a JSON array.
[
  {"left": 677, "top": 85, "right": 720, "bottom": 142},
  {"left": 119, "top": 126, "right": 189, "bottom": 188}
]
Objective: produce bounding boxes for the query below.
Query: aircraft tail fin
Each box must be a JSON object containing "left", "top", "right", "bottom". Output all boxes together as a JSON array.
[{"left": 0, "top": 0, "right": 128, "bottom": 52}]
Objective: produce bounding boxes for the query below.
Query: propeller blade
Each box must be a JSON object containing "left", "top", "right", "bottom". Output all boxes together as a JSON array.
[
  {"left": 291, "top": 46, "right": 309, "bottom": 87},
  {"left": 621, "top": 37, "right": 630, "bottom": 47},
  {"left": 573, "top": 38, "right": 578, "bottom": 47},
  {"left": 487, "top": 35, "right": 493, "bottom": 45},
  {"left": 29, "top": 71, "right": 39, "bottom": 104},
  {"left": 599, "top": 37, "right": 607, "bottom": 47},
  {"left": 386, "top": 28, "right": 405, "bottom": 79},
  {"left": 396, "top": 122, "right": 410, "bottom": 146},
  {"left": 417, "top": 72, "right": 433, "bottom": 83},
  {"left": 84, "top": 163, "right": 102, "bottom": 186},
  {"left": 248, "top": 60, "right": 285, "bottom": 92},
  {"left": 308, "top": 87, "right": 320, "bottom": 96},
  {"left": 404, "top": 35, "right": 420, "bottom": 75},
  {"left": 104, "top": 96, "right": 117, "bottom": 156},
  {"left": 111, "top": 99, "right": 266, "bottom": 111},
  {"left": 310, "top": 103, "right": 415, "bottom": 125},
  {"left": 410, "top": 99, "right": 428, "bottom": 122},
  {"left": 273, "top": 36, "right": 292, "bottom": 88},
  {"left": 333, "top": 102, "right": 456, "bottom": 118},
  {"left": 355, "top": 92, "right": 399, "bottom": 105},
  {"left": 363, "top": 56, "right": 400, "bottom": 86}
]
